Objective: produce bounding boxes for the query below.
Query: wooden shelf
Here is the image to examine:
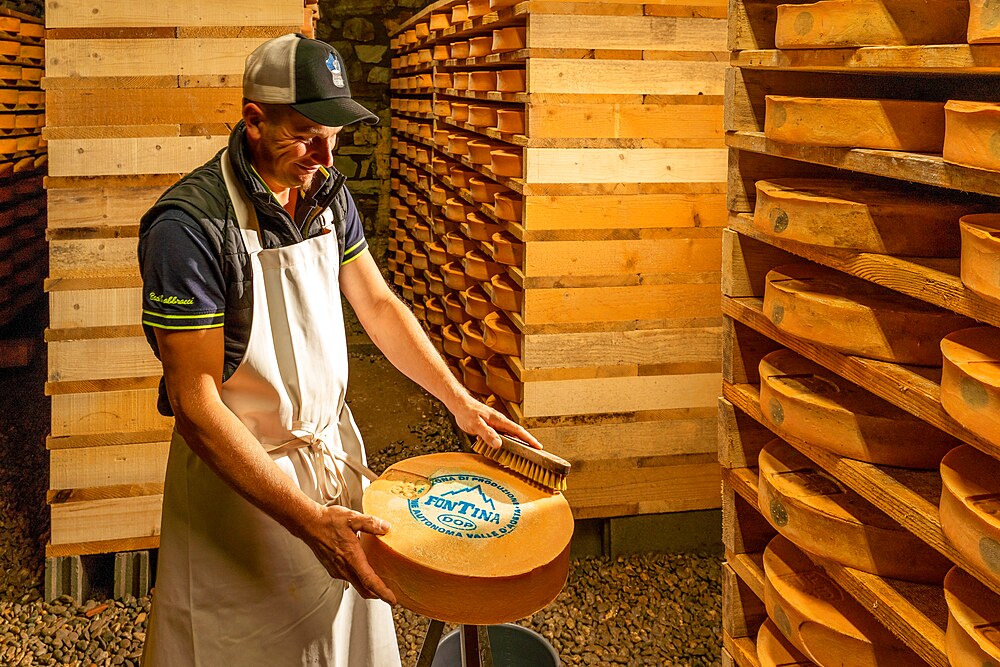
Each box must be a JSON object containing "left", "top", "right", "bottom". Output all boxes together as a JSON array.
[
  {"left": 727, "top": 130, "right": 1000, "bottom": 197},
  {"left": 440, "top": 88, "right": 528, "bottom": 104},
  {"left": 733, "top": 44, "right": 1000, "bottom": 73},
  {"left": 443, "top": 49, "right": 528, "bottom": 68},
  {"left": 439, "top": 4, "right": 528, "bottom": 41},
  {"left": 723, "top": 632, "right": 761, "bottom": 667},
  {"left": 727, "top": 214, "right": 1000, "bottom": 329},
  {"left": 438, "top": 116, "right": 527, "bottom": 147},
  {"left": 722, "top": 294, "right": 1000, "bottom": 460},
  {"left": 391, "top": 64, "right": 433, "bottom": 75},
  {"left": 391, "top": 109, "right": 436, "bottom": 121}
]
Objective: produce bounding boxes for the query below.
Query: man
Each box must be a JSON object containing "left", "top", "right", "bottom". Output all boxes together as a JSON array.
[{"left": 138, "top": 34, "right": 537, "bottom": 666}]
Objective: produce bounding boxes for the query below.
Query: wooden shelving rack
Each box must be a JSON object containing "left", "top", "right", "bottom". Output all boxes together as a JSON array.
[
  {"left": 722, "top": 5, "right": 1000, "bottom": 667},
  {"left": 389, "top": 0, "right": 729, "bottom": 519}
]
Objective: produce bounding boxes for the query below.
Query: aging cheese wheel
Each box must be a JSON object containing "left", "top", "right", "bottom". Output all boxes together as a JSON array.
[
  {"left": 764, "top": 96, "right": 946, "bottom": 152},
  {"left": 763, "top": 535, "right": 925, "bottom": 666},
  {"left": 491, "top": 149, "right": 524, "bottom": 178},
  {"left": 944, "top": 101, "right": 1000, "bottom": 172},
  {"left": 970, "top": 0, "right": 1000, "bottom": 43},
  {"left": 483, "top": 310, "right": 521, "bottom": 356},
  {"left": 491, "top": 232, "right": 524, "bottom": 266},
  {"left": 460, "top": 285, "right": 497, "bottom": 320},
  {"left": 497, "top": 109, "right": 526, "bottom": 135},
  {"left": 774, "top": 0, "right": 968, "bottom": 48},
  {"left": 461, "top": 356, "right": 491, "bottom": 396},
  {"left": 469, "top": 70, "right": 497, "bottom": 92},
  {"left": 485, "top": 273, "right": 523, "bottom": 312},
  {"left": 468, "top": 36, "right": 493, "bottom": 58},
  {"left": 758, "top": 438, "right": 951, "bottom": 583},
  {"left": 493, "top": 26, "right": 527, "bottom": 53},
  {"left": 361, "top": 453, "right": 573, "bottom": 624},
  {"left": 944, "top": 566, "right": 1000, "bottom": 665},
  {"left": 752, "top": 179, "right": 967, "bottom": 257},
  {"left": 468, "top": 105, "right": 499, "bottom": 128},
  {"left": 960, "top": 214, "right": 1000, "bottom": 304},
  {"left": 759, "top": 349, "right": 957, "bottom": 469},
  {"left": 494, "top": 192, "right": 523, "bottom": 222},
  {"left": 485, "top": 354, "right": 522, "bottom": 403},
  {"left": 763, "top": 263, "right": 972, "bottom": 365},
  {"left": 470, "top": 177, "right": 505, "bottom": 204},
  {"left": 940, "top": 445, "right": 1000, "bottom": 586},
  {"left": 497, "top": 68, "right": 526, "bottom": 93},
  {"left": 941, "top": 327, "right": 1000, "bottom": 447},
  {"left": 757, "top": 618, "right": 815, "bottom": 667}
]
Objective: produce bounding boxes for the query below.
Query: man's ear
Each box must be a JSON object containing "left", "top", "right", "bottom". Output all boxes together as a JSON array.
[{"left": 243, "top": 102, "right": 266, "bottom": 141}]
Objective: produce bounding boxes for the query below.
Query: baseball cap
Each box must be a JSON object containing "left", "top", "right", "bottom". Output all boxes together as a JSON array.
[{"left": 243, "top": 33, "right": 379, "bottom": 127}]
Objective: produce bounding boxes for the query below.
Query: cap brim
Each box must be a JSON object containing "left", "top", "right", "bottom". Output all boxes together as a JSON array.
[{"left": 292, "top": 97, "right": 379, "bottom": 127}]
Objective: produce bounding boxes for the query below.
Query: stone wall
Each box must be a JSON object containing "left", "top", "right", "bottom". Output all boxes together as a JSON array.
[
  {"left": 316, "top": 0, "right": 434, "bottom": 263},
  {"left": 0, "top": 0, "right": 42, "bottom": 18}
]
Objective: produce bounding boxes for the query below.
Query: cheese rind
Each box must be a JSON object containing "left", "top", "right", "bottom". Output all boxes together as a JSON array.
[
  {"left": 775, "top": 0, "right": 969, "bottom": 48},
  {"left": 969, "top": 0, "right": 1000, "bottom": 43},
  {"left": 757, "top": 618, "right": 815, "bottom": 667},
  {"left": 361, "top": 452, "right": 573, "bottom": 624},
  {"left": 944, "top": 101, "right": 1000, "bottom": 172},
  {"left": 944, "top": 566, "right": 1000, "bottom": 665},
  {"left": 758, "top": 438, "right": 951, "bottom": 583},
  {"left": 960, "top": 214, "right": 1000, "bottom": 304},
  {"left": 759, "top": 348, "right": 957, "bottom": 468},
  {"left": 764, "top": 96, "right": 946, "bottom": 152},
  {"left": 940, "top": 445, "right": 1000, "bottom": 587},
  {"left": 764, "top": 263, "right": 972, "bottom": 365},
  {"left": 941, "top": 327, "right": 1000, "bottom": 448},
  {"left": 753, "top": 178, "right": 970, "bottom": 256}
]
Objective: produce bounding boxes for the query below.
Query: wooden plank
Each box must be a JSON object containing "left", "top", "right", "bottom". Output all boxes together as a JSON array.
[
  {"left": 45, "top": 39, "right": 266, "bottom": 79},
  {"left": 47, "top": 184, "right": 168, "bottom": 229},
  {"left": 728, "top": 0, "right": 816, "bottom": 50},
  {"left": 723, "top": 632, "right": 761, "bottom": 667},
  {"left": 45, "top": 88, "right": 242, "bottom": 128},
  {"left": 48, "top": 135, "right": 227, "bottom": 177},
  {"left": 723, "top": 561, "right": 767, "bottom": 639},
  {"left": 721, "top": 228, "right": 797, "bottom": 299},
  {"left": 522, "top": 192, "right": 727, "bottom": 231},
  {"left": 523, "top": 237, "right": 722, "bottom": 278},
  {"left": 728, "top": 214, "right": 1000, "bottom": 335},
  {"left": 46, "top": 0, "right": 302, "bottom": 28},
  {"left": 527, "top": 58, "right": 726, "bottom": 95},
  {"left": 527, "top": 14, "right": 727, "bottom": 51},
  {"left": 522, "top": 326, "right": 721, "bottom": 369},
  {"left": 735, "top": 44, "right": 1000, "bottom": 73},
  {"left": 525, "top": 147, "right": 728, "bottom": 184},
  {"left": 49, "top": 288, "right": 142, "bottom": 330},
  {"left": 567, "top": 459, "right": 721, "bottom": 518},
  {"left": 49, "top": 441, "right": 169, "bottom": 489},
  {"left": 527, "top": 101, "right": 724, "bottom": 141},
  {"left": 47, "top": 429, "right": 173, "bottom": 450},
  {"left": 50, "top": 389, "right": 170, "bottom": 437},
  {"left": 48, "top": 237, "right": 139, "bottom": 278},
  {"left": 522, "top": 371, "right": 721, "bottom": 417},
  {"left": 718, "top": 396, "right": 773, "bottom": 468},
  {"left": 49, "top": 494, "right": 162, "bottom": 545},
  {"left": 48, "top": 337, "right": 160, "bottom": 383},
  {"left": 723, "top": 482, "right": 775, "bottom": 554},
  {"left": 46, "top": 535, "right": 159, "bottom": 558},
  {"left": 523, "top": 282, "right": 721, "bottom": 325},
  {"left": 728, "top": 130, "right": 1000, "bottom": 199}
]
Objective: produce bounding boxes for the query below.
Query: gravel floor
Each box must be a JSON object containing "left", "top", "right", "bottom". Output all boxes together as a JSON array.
[{"left": 0, "top": 319, "right": 722, "bottom": 666}]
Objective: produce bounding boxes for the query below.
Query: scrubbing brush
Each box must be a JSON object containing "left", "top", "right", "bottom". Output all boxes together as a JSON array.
[{"left": 472, "top": 432, "right": 571, "bottom": 492}]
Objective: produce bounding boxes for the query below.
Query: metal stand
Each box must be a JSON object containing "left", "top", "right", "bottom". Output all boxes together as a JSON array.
[{"left": 416, "top": 618, "right": 494, "bottom": 667}]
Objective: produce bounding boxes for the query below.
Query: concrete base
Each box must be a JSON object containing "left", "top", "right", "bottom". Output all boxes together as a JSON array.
[
  {"left": 114, "top": 550, "right": 152, "bottom": 599},
  {"left": 44, "top": 555, "right": 92, "bottom": 602}
]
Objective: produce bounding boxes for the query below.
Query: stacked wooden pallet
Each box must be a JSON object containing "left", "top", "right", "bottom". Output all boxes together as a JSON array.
[
  {"left": 723, "top": 2, "right": 1000, "bottom": 666},
  {"left": 0, "top": 8, "right": 44, "bottom": 334},
  {"left": 43, "top": 0, "right": 305, "bottom": 558},
  {"left": 389, "top": 0, "right": 728, "bottom": 519}
]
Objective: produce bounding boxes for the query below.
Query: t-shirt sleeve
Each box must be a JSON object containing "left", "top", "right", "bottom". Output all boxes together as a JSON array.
[
  {"left": 139, "top": 209, "right": 226, "bottom": 331},
  {"left": 341, "top": 188, "right": 368, "bottom": 266}
]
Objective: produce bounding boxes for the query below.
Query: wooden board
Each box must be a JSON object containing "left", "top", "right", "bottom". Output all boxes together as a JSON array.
[
  {"left": 50, "top": 389, "right": 170, "bottom": 437},
  {"left": 523, "top": 237, "right": 722, "bottom": 278},
  {"left": 522, "top": 282, "right": 721, "bottom": 325},
  {"left": 47, "top": 183, "right": 172, "bottom": 229},
  {"left": 527, "top": 14, "right": 727, "bottom": 51},
  {"left": 48, "top": 236, "right": 139, "bottom": 278},
  {"left": 46, "top": 0, "right": 303, "bottom": 28},
  {"left": 50, "top": 493, "right": 162, "bottom": 545},
  {"left": 49, "top": 288, "right": 142, "bottom": 331},
  {"left": 764, "top": 96, "right": 946, "bottom": 152},
  {"left": 566, "top": 459, "right": 721, "bottom": 518},
  {"left": 773, "top": 0, "right": 968, "bottom": 49},
  {"left": 49, "top": 441, "right": 169, "bottom": 490},
  {"left": 45, "top": 88, "right": 243, "bottom": 128},
  {"left": 521, "top": 326, "right": 720, "bottom": 369},
  {"left": 45, "top": 38, "right": 269, "bottom": 79},
  {"left": 524, "top": 147, "right": 727, "bottom": 184},
  {"left": 48, "top": 135, "right": 228, "bottom": 177},
  {"left": 527, "top": 59, "right": 726, "bottom": 96},
  {"left": 48, "top": 337, "right": 160, "bottom": 385},
  {"left": 522, "top": 191, "right": 727, "bottom": 231},
  {"left": 526, "top": 101, "right": 724, "bottom": 141}
]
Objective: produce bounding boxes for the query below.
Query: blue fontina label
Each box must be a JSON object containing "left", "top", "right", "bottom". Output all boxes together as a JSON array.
[{"left": 408, "top": 473, "right": 521, "bottom": 539}]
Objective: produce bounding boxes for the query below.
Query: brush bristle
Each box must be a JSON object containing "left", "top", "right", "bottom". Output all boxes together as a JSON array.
[{"left": 472, "top": 439, "right": 567, "bottom": 492}]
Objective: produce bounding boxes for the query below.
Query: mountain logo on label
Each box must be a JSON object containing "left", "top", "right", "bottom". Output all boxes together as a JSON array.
[{"left": 408, "top": 473, "right": 522, "bottom": 539}]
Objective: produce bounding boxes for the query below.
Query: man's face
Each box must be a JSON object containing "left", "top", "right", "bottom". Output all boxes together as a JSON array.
[{"left": 249, "top": 105, "right": 343, "bottom": 192}]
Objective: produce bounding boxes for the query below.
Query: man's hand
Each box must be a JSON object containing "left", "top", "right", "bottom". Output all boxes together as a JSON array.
[
  {"left": 301, "top": 505, "right": 397, "bottom": 604},
  {"left": 452, "top": 395, "right": 542, "bottom": 450}
]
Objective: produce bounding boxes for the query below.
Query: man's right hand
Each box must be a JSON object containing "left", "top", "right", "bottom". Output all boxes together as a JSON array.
[{"left": 301, "top": 504, "right": 397, "bottom": 604}]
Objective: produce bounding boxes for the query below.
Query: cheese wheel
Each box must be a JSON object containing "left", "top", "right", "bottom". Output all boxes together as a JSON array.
[
  {"left": 451, "top": 4, "right": 469, "bottom": 24},
  {"left": 493, "top": 26, "right": 527, "bottom": 53},
  {"left": 461, "top": 356, "right": 491, "bottom": 396},
  {"left": 485, "top": 354, "right": 522, "bottom": 402},
  {"left": 444, "top": 198, "right": 476, "bottom": 223},
  {"left": 483, "top": 310, "right": 521, "bottom": 356},
  {"left": 945, "top": 101, "right": 1000, "bottom": 172},
  {"left": 441, "top": 262, "right": 476, "bottom": 292},
  {"left": 463, "top": 213, "right": 503, "bottom": 242},
  {"left": 426, "top": 270, "right": 446, "bottom": 296},
  {"left": 763, "top": 535, "right": 925, "bottom": 666},
  {"left": 460, "top": 285, "right": 497, "bottom": 321},
  {"left": 496, "top": 68, "right": 526, "bottom": 93},
  {"left": 944, "top": 566, "right": 1000, "bottom": 665},
  {"left": 461, "top": 319, "right": 491, "bottom": 359},
  {"left": 764, "top": 96, "right": 946, "bottom": 152},
  {"left": 412, "top": 279, "right": 428, "bottom": 298},
  {"left": 468, "top": 139, "right": 500, "bottom": 165},
  {"left": 485, "top": 273, "right": 523, "bottom": 313},
  {"left": 469, "top": 70, "right": 497, "bottom": 92},
  {"left": 443, "top": 232, "right": 477, "bottom": 257},
  {"left": 491, "top": 149, "right": 523, "bottom": 178},
  {"left": 442, "top": 292, "right": 469, "bottom": 324},
  {"left": 426, "top": 297, "right": 447, "bottom": 326},
  {"left": 494, "top": 192, "right": 523, "bottom": 222},
  {"left": 462, "top": 250, "right": 504, "bottom": 282},
  {"left": 361, "top": 452, "right": 573, "bottom": 624},
  {"left": 752, "top": 179, "right": 968, "bottom": 256},
  {"left": 940, "top": 445, "right": 1000, "bottom": 586},
  {"left": 491, "top": 232, "right": 524, "bottom": 266},
  {"left": 774, "top": 0, "right": 968, "bottom": 48},
  {"left": 496, "top": 109, "right": 526, "bottom": 135},
  {"left": 757, "top": 619, "right": 815, "bottom": 667},
  {"left": 758, "top": 438, "right": 951, "bottom": 583},
  {"left": 449, "top": 166, "right": 472, "bottom": 188},
  {"left": 960, "top": 214, "right": 1000, "bottom": 304},
  {"left": 434, "top": 72, "right": 453, "bottom": 89},
  {"left": 433, "top": 44, "right": 450, "bottom": 61},
  {"left": 453, "top": 72, "right": 470, "bottom": 91},
  {"left": 763, "top": 263, "right": 972, "bottom": 365},
  {"left": 469, "top": 176, "right": 505, "bottom": 203},
  {"left": 970, "top": 0, "right": 1000, "bottom": 43},
  {"left": 759, "top": 348, "right": 957, "bottom": 468},
  {"left": 442, "top": 324, "right": 464, "bottom": 358},
  {"left": 432, "top": 157, "right": 448, "bottom": 175},
  {"left": 450, "top": 40, "right": 470, "bottom": 59},
  {"left": 467, "top": 0, "right": 491, "bottom": 19},
  {"left": 448, "top": 133, "right": 472, "bottom": 156},
  {"left": 468, "top": 36, "right": 493, "bottom": 58},
  {"left": 468, "top": 105, "right": 499, "bottom": 128},
  {"left": 941, "top": 327, "right": 1000, "bottom": 447}
]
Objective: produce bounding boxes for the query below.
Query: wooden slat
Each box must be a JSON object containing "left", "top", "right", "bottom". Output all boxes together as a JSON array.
[
  {"left": 718, "top": 396, "right": 773, "bottom": 469},
  {"left": 49, "top": 494, "right": 162, "bottom": 545},
  {"left": 525, "top": 147, "right": 727, "bottom": 184},
  {"left": 722, "top": 632, "right": 761, "bottom": 667},
  {"left": 45, "top": 88, "right": 242, "bottom": 128},
  {"left": 527, "top": 101, "right": 724, "bottom": 141},
  {"left": 45, "top": 38, "right": 267, "bottom": 79},
  {"left": 527, "top": 14, "right": 727, "bottom": 51},
  {"left": 723, "top": 480, "right": 775, "bottom": 555},
  {"left": 49, "top": 441, "right": 169, "bottom": 489},
  {"left": 49, "top": 288, "right": 142, "bottom": 330},
  {"left": 735, "top": 44, "right": 1000, "bottom": 73},
  {"left": 46, "top": 0, "right": 302, "bottom": 28},
  {"left": 522, "top": 191, "right": 728, "bottom": 231},
  {"left": 46, "top": 535, "right": 159, "bottom": 557},
  {"left": 50, "top": 389, "right": 170, "bottom": 437},
  {"left": 723, "top": 561, "right": 767, "bottom": 639},
  {"left": 48, "top": 135, "right": 228, "bottom": 177},
  {"left": 523, "top": 282, "right": 720, "bottom": 325},
  {"left": 567, "top": 459, "right": 721, "bottom": 518},
  {"left": 527, "top": 58, "right": 726, "bottom": 95},
  {"left": 521, "top": 326, "right": 721, "bottom": 369},
  {"left": 48, "top": 237, "right": 139, "bottom": 278},
  {"left": 48, "top": 337, "right": 160, "bottom": 383},
  {"left": 521, "top": 371, "right": 721, "bottom": 417},
  {"left": 47, "top": 184, "right": 169, "bottom": 229},
  {"left": 523, "top": 237, "right": 722, "bottom": 278}
]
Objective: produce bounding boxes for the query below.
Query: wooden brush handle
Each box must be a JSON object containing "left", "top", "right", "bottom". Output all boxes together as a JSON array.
[{"left": 495, "top": 433, "right": 572, "bottom": 475}]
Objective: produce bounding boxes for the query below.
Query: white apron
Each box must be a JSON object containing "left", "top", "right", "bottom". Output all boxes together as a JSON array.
[{"left": 142, "top": 151, "right": 400, "bottom": 667}]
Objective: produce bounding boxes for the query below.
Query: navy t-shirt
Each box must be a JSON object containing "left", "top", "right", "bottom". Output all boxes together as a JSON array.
[{"left": 140, "top": 188, "right": 367, "bottom": 335}]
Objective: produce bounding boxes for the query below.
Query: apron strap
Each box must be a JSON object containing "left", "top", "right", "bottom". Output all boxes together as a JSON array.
[
  {"left": 220, "top": 148, "right": 265, "bottom": 253},
  {"left": 269, "top": 420, "right": 378, "bottom": 508}
]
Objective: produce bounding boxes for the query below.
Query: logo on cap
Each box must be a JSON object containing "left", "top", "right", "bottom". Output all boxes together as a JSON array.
[{"left": 326, "top": 53, "right": 345, "bottom": 88}]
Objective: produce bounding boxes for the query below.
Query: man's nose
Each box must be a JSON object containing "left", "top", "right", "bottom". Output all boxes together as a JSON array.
[{"left": 310, "top": 136, "right": 336, "bottom": 167}]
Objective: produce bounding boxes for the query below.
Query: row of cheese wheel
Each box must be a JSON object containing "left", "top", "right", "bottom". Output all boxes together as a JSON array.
[
  {"left": 392, "top": 119, "right": 524, "bottom": 178},
  {"left": 390, "top": 67, "right": 527, "bottom": 94},
  {"left": 392, "top": 0, "right": 522, "bottom": 51},
  {"left": 764, "top": 96, "right": 1000, "bottom": 173},
  {"left": 756, "top": 534, "right": 1000, "bottom": 666},
  {"left": 771, "top": 0, "right": 1000, "bottom": 48},
  {"left": 391, "top": 25, "right": 526, "bottom": 68},
  {"left": 0, "top": 175, "right": 44, "bottom": 327}
]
